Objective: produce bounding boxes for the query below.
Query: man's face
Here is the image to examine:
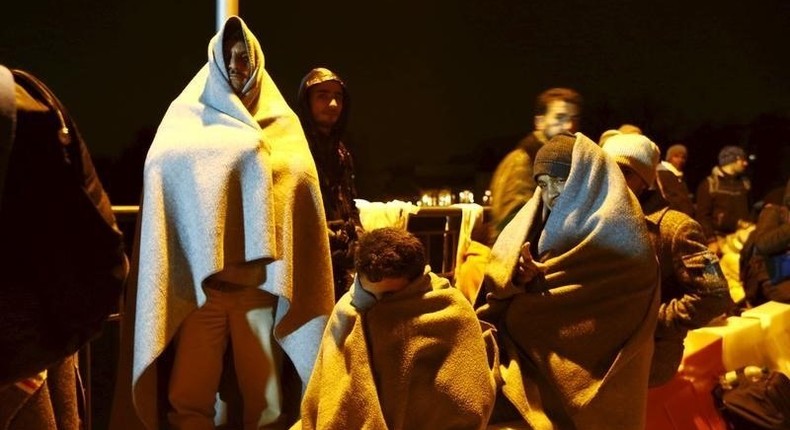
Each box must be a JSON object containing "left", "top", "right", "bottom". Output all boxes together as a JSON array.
[
  {"left": 308, "top": 80, "right": 344, "bottom": 134},
  {"left": 536, "top": 174, "right": 567, "bottom": 210},
  {"left": 668, "top": 152, "right": 687, "bottom": 171},
  {"left": 535, "top": 100, "right": 579, "bottom": 139},
  {"left": 226, "top": 40, "right": 250, "bottom": 93},
  {"left": 619, "top": 165, "right": 648, "bottom": 197},
  {"left": 729, "top": 157, "right": 748, "bottom": 174}
]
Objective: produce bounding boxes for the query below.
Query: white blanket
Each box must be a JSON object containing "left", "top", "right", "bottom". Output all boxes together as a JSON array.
[{"left": 114, "top": 17, "right": 335, "bottom": 429}]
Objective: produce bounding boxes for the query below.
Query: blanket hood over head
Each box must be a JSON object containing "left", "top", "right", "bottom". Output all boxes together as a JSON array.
[
  {"left": 117, "top": 16, "right": 334, "bottom": 429},
  {"left": 483, "top": 132, "right": 659, "bottom": 429}
]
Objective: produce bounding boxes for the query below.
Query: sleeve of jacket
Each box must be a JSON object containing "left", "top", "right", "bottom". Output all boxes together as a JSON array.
[
  {"left": 657, "top": 215, "right": 731, "bottom": 334},
  {"left": 490, "top": 150, "right": 535, "bottom": 231},
  {"left": 753, "top": 205, "right": 790, "bottom": 256},
  {"left": 695, "top": 177, "right": 716, "bottom": 242}
]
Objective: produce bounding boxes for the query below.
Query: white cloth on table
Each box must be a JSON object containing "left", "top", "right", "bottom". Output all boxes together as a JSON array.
[{"left": 354, "top": 199, "right": 419, "bottom": 231}]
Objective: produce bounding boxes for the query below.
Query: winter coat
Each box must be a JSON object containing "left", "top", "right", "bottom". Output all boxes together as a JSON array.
[
  {"left": 488, "top": 131, "right": 547, "bottom": 242},
  {"left": 695, "top": 166, "right": 751, "bottom": 241},
  {"left": 642, "top": 190, "right": 731, "bottom": 386}
]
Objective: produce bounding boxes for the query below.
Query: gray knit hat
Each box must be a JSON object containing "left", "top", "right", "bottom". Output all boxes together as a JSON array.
[
  {"left": 534, "top": 132, "right": 575, "bottom": 180},
  {"left": 718, "top": 146, "right": 746, "bottom": 166},
  {"left": 602, "top": 133, "right": 661, "bottom": 187}
]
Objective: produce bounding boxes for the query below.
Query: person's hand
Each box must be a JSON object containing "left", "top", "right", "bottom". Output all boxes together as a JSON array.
[{"left": 513, "top": 242, "right": 547, "bottom": 286}]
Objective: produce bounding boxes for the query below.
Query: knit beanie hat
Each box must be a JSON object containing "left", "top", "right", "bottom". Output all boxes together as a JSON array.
[
  {"left": 598, "top": 129, "right": 621, "bottom": 147},
  {"left": 618, "top": 124, "right": 642, "bottom": 135},
  {"left": 718, "top": 146, "right": 746, "bottom": 166},
  {"left": 665, "top": 144, "right": 687, "bottom": 161},
  {"left": 601, "top": 133, "right": 660, "bottom": 187},
  {"left": 534, "top": 132, "right": 575, "bottom": 180}
]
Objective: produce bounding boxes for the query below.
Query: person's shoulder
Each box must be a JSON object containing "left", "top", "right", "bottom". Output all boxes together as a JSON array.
[
  {"left": 662, "top": 209, "right": 707, "bottom": 243},
  {"left": 503, "top": 145, "right": 530, "bottom": 161},
  {"left": 492, "top": 147, "right": 531, "bottom": 179}
]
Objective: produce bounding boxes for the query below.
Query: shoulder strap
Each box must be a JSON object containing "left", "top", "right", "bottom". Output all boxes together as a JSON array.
[{"left": 11, "top": 69, "right": 72, "bottom": 148}]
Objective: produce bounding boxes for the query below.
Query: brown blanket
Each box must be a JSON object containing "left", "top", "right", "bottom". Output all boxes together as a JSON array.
[
  {"left": 297, "top": 272, "right": 496, "bottom": 430},
  {"left": 482, "top": 132, "right": 660, "bottom": 429}
]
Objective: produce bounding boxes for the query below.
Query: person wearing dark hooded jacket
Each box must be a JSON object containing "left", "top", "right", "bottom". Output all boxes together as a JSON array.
[
  {"left": 0, "top": 65, "right": 128, "bottom": 430},
  {"left": 695, "top": 145, "right": 752, "bottom": 253},
  {"left": 296, "top": 67, "right": 362, "bottom": 301},
  {"left": 749, "top": 179, "right": 790, "bottom": 303}
]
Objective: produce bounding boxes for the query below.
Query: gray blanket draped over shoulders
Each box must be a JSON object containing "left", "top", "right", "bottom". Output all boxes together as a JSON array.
[{"left": 483, "top": 132, "right": 660, "bottom": 430}]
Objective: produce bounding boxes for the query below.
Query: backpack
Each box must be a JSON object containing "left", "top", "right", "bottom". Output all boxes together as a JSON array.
[
  {"left": 713, "top": 366, "right": 790, "bottom": 430},
  {"left": 0, "top": 67, "right": 128, "bottom": 386},
  {"left": 740, "top": 229, "right": 772, "bottom": 307}
]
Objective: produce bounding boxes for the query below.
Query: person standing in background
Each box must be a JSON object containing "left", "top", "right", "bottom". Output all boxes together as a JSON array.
[
  {"left": 296, "top": 67, "right": 362, "bottom": 301},
  {"left": 696, "top": 145, "right": 752, "bottom": 255},
  {"left": 488, "top": 88, "right": 582, "bottom": 243},
  {"left": 656, "top": 143, "right": 695, "bottom": 217}
]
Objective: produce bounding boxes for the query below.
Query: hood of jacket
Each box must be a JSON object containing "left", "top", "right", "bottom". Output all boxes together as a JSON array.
[{"left": 295, "top": 67, "right": 350, "bottom": 141}]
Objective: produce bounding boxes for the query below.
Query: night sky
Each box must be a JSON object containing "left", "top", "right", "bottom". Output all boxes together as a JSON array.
[{"left": 2, "top": 0, "right": 789, "bottom": 202}]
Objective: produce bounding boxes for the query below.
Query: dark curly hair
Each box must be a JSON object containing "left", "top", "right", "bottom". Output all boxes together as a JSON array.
[{"left": 354, "top": 228, "right": 426, "bottom": 283}]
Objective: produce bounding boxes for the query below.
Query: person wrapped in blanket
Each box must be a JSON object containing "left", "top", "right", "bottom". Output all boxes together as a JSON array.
[
  {"left": 602, "top": 133, "right": 731, "bottom": 387},
  {"left": 109, "top": 16, "right": 334, "bottom": 430},
  {"left": 479, "top": 132, "right": 660, "bottom": 429},
  {"left": 295, "top": 227, "right": 497, "bottom": 430}
]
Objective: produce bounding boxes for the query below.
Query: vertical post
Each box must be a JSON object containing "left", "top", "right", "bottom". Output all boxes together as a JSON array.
[{"left": 216, "top": 0, "right": 239, "bottom": 32}]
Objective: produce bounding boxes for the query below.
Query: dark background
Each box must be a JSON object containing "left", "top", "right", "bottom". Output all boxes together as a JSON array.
[{"left": 2, "top": 0, "right": 789, "bottom": 204}]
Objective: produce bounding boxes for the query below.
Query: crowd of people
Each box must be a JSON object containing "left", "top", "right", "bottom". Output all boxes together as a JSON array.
[{"left": 1, "top": 15, "right": 789, "bottom": 430}]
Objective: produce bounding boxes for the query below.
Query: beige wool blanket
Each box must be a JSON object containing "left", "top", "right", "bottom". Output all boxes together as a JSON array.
[
  {"left": 296, "top": 272, "right": 497, "bottom": 430},
  {"left": 482, "top": 133, "right": 660, "bottom": 430},
  {"left": 111, "top": 17, "right": 334, "bottom": 429}
]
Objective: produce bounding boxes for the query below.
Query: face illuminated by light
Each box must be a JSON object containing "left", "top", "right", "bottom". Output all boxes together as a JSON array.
[
  {"left": 308, "top": 80, "right": 344, "bottom": 135},
  {"left": 668, "top": 152, "right": 687, "bottom": 171},
  {"left": 535, "top": 100, "right": 579, "bottom": 139},
  {"left": 225, "top": 40, "right": 250, "bottom": 94},
  {"left": 536, "top": 174, "right": 567, "bottom": 210},
  {"left": 359, "top": 274, "right": 409, "bottom": 300},
  {"left": 729, "top": 157, "right": 748, "bottom": 175}
]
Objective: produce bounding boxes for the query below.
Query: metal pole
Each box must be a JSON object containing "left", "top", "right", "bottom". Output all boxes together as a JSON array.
[{"left": 216, "top": 0, "right": 239, "bottom": 32}]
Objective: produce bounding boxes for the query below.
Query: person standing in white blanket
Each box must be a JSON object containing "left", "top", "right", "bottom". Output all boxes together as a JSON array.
[{"left": 110, "top": 16, "right": 334, "bottom": 430}]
